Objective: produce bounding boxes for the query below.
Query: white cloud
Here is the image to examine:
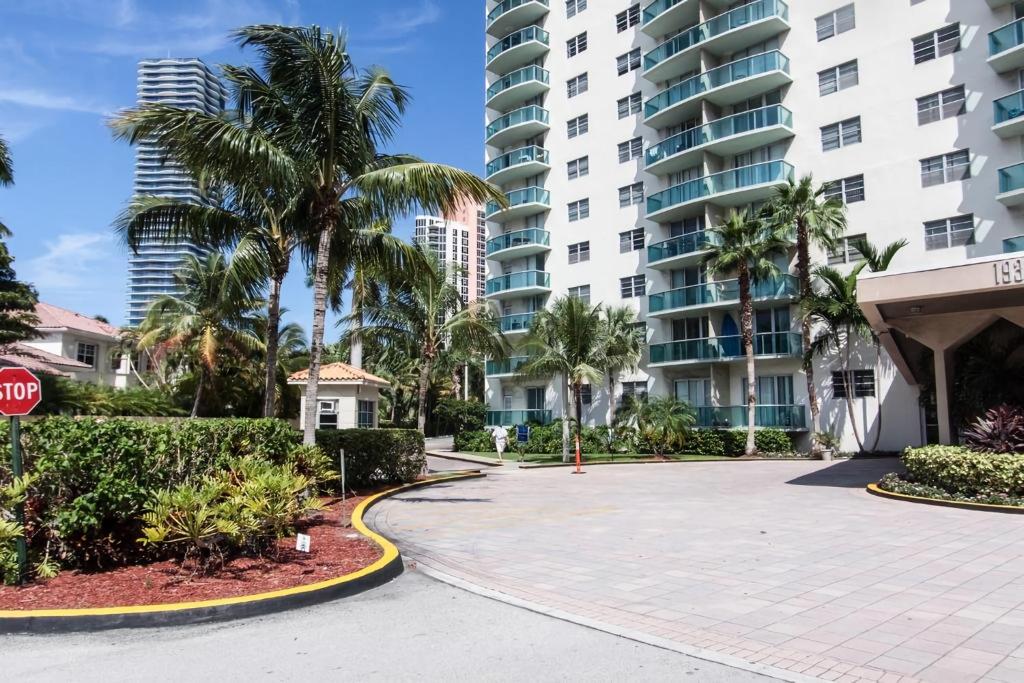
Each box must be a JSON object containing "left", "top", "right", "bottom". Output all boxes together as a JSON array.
[
  {"left": 0, "top": 87, "right": 111, "bottom": 115},
  {"left": 23, "top": 232, "right": 120, "bottom": 292},
  {"left": 373, "top": 0, "right": 441, "bottom": 38}
]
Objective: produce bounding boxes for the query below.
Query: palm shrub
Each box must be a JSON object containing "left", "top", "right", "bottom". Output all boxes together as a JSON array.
[
  {"left": 620, "top": 396, "right": 696, "bottom": 458},
  {"left": 1, "top": 474, "right": 31, "bottom": 584},
  {"left": 963, "top": 404, "right": 1024, "bottom": 454},
  {"left": 600, "top": 306, "right": 643, "bottom": 427},
  {"left": 227, "top": 459, "right": 325, "bottom": 555}
]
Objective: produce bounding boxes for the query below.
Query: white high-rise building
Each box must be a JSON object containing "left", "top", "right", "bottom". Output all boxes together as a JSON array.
[
  {"left": 483, "top": 0, "right": 1024, "bottom": 450},
  {"left": 413, "top": 200, "right": 488, "bottom": 303},
  {"left": 125, "top": 58, "right": 228, "bottom": 327}
]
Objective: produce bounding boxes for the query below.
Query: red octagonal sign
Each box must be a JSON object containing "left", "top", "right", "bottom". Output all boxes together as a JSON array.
[{"left": 0, "top": 367, "right": 42, "bottom": 416}]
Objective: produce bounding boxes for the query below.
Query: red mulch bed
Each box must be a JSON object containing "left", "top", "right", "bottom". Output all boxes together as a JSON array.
[{"left": 0, "top": 495, "right": 382, "bottom": 611}]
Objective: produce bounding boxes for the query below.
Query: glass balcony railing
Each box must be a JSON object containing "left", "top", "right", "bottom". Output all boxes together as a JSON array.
[
  {"left": 500, "top": 312, "right": 536, "bottom": 333},
  {"left": 1004, "top": 236, "right": 1024, "bottom": 253},
  {"left": 487, "top": 228, "right": 550, "bottom": 255},
  {"left": 648, "top": 275, "right": 797, "bottom": 313},
  {"left": 486, "top": 65, "right": 550, "bottom": 101},
  {"left": 999, "top": 162, "right": 1024, "bottom": 193},
  {"left": 990, "top": 18, "right": 1024, "bottom": 56},
  {"left": 486, "top": 186, "right": 550, "bottom": 216},
  {"left": 648, "top": 231, "right": 720, "bottom": 263},
  {"left": 487, "top": 409, "right": 552, "bottom": 426},
  {"left": 486, "top": 105, "right": 549, "bottom": 140},
  {"left": 645, "top": 51, "right": 790, "bottom": 120},
  {"left": 646, "top": 106, "right": 792, "bottom": 168},
  {"left": 642, "top": 0, "right": 685, "bottom": 25},
  {"left": 993, "top": 89, "right": 1024, "bottom": 125},
  {"left": 649, "top": 332, "right": 801, "bottom": 363},
  {"left": 486, "top": 270, "right": 551, "bottom": 295},
  {"left": 695, "top": 404, "right": 806, "bottom": 429},
  {"left": 486, "top": 146, "right": 550, "bottom": 177},
  {"left": 488, "top": 0, "right": 549, "bottom": 25},
  {"left": 486, "top": 25, "right": 550, "bottom": 63},
  {"left": 647, "top": 161, "right": 794, "bottom": 214},
  {"left": 486, "top": 356, "right": 530, "bottom": 375},
  {"left": 644, "top": 0, "right": 788, "bottom": 71}
]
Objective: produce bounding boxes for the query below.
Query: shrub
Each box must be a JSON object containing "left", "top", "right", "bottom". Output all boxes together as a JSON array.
[
  {"left": 878, "top": 472, "right": 1024, "bottom": 507},
  {"left": 688, "top": 430, "right": 725, "bottom": 457},
  {"left": 755, "top": 429, "right": 794, "bottom": 454},
  {"left": 434, "top": 399, "right": 486, "bottom": 440},
  {"left": 455, "top": 429, "right": 495, "bottom": 453},
  {"left": 963, "top": 404, "right": 1024, "bottom": 454},
  {"left": 902, "top": 445, "right": 1024, "bottom": 497},
  {"left": 315, "top": 429, "right": 425, "bottom": 489},
  {"left": 719, "top": 430, "right": 748, "bottom": 457}
]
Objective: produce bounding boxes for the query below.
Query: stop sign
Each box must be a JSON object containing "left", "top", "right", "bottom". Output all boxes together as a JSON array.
[{"left": 0, "top": 367, "right": 42, "bottom": 416}]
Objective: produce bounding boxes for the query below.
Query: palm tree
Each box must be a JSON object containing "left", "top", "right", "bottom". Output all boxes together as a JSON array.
[
  {"left": 850, "top": 238, "right": 908, "bottom": 273},
  {"left": 518, "top": 296, "right": 606, "bottom": 461},
  {"left": 600, "top": 305, "right": 643, "bottom": 427},
  {"left": 620, "top": 396, "right": 696, "bottom": 458},
  {"left": 0, "top": 133, "right": 12, "bottom": 186},
  {"left": 139, "top": 252, "right": 264, "bottom": 417},
  {"left": 703, "top": 210, "right": 790, "bottom": 456},
  {"left": 767, "top": 176, "right": 847, "bottom": 441},
  {"left": 356, "top": 249, "right": 506, "bottom": 432}
]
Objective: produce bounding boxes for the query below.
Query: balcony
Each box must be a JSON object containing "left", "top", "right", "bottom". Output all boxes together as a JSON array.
[
  {"left": 486, "top": 356, "right": 530, "bottom": 377},
  {"left": 486, "top": 270, "right": 552, "bottom": 299},
  {"left": 644, "top": 51, "right": 791, "bottom": 130},
  {"left": 993, "top": 89, "right": 1024, "bottom": 138},
  {"left": 487, "top": 409, "right": 552, "bottom": 426},
  {"left": 487, "top": 0, "right": 549, "bottom": 38},
  {"left": 646, "top": 160, "right": 794, "bottom": 222},
  {"left": 486, "top": 26, "right": 550, "bottom": 74},
  {"left": 641, "top": 0, "right": 726, "bottom": 37},
  {"left": 643, "top": 0, "right": 789, "bottom": 84},
  {"left": 647, "top": 231, "right": 716, "bottom": 270},
  {"left": 648, "top": 275, "right": 797, "bottom": 317},
  {"left": 486, "top": 146, "right": 550, "bottom": 185},
  {"left": 695, "top": 404, "right": 806, "bottom": 430},
  {"left": 486, "top": 187, "right": 551, "bottom": 221},
  {"left": 646, "top": 105, "right": 793, "bottom": 177},
  {"left": 486, "top": 105, "right": 550, "bottom": 148},
  {"left": 486, "top": 66, "right": 550, "bottom": 111},
  {"left": 997, "top": 162, "right": 1024, "bottom": 206},
  {"left": 988, "top": 0, "right": 1016, "bottom": 6},
  {"left": 499, "top": 312, "right": 536, "bottom": 334},
  {"left": 487, "top": 228, "right": 550, "bottom": 260},
  {"left": 649, "top": 331, "right": 802, "bottom": 366},
  {"left": 990, "top": 18, "right": 1024, "bottom": 73}
]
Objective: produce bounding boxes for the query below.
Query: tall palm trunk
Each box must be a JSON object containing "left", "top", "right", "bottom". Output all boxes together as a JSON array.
[
  {"left": 350, "top": 310, "right": 364, "bottom": 369},
  {"left": 262, "top": 272, "right": 284, "bottom": 418},
  {"left": 561, "top": 373, "right": 571, "bottom": 463},
  {"left": 191, "top": 367, "right": 206, "bottom": 418},
  {"left": 303, "top": 226, "right": 333, "bottom": 445},
  {"left": 573, "top": 381, "right": 583, "bottom": 442},
  {"left": 796, "top": 219, "right": 820, "bottom": 443},
  {"left": 739, "top": 267, "right": 756, "bottom": 456},
  {"left": 416, "top": 356, "right": 432, "bottom": 433},
  {"left": 868, "top": 341, "right": 883, "bottom": 453},
  {"left": 606, "top": 375, "right": 616, "bottom": 427},
  {"left": 843, "top": 326, "right": 865, "bottom": 452}
]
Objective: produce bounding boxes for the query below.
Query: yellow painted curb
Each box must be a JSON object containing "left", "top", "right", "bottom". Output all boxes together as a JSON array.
[
  {"left": 866, "top": 483, "right": 1024, "bottom": 514},
  {"left": 0, "top": 471, "right": 483, "bottom": 622}
]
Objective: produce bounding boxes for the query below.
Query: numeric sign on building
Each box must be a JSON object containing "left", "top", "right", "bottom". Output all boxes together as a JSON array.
[{"left": 0, "top": 367, "right": 42, "bottom": 416}]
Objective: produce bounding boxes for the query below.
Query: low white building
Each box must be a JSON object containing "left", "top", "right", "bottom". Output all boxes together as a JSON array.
[{"left": 288, "top": 362, "right": 389, "bottom": 430}]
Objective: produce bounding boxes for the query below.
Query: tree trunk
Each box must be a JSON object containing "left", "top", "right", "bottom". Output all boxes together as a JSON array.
[
  {"left": 796, "top": 219, "right": 820, "bottom": 448},
  {"left": 303, "top": 227, "right": 333, "bottom": 446},
  {"left": 561, "top": 373, "right": 571, "bottom": 463},
  {"left": 416, "top": 357, "right": 432, "bottom": 433},
  {"left": 350, "top": 311, "right": 363, "bottom": 370},
  {"left": 262, "top": 273, "right": 284, "bottom": 418},
  {"left": 843, "top": 326, "right": 865, "bottom": 452},
  {"left": 606, "top": 375, "right": 616, "bottom": 427},
  {"left": 191, "top": 367, "right": 205, "bottom": 418},
  {"left": 740, "top": 268, "right": 757, "bottom": 456},
  {"left": 868, "top": 340, "right": 883, "bottom": 453},
  {"left": 573, "top": 382, "right": 583, "bottom": 442}
]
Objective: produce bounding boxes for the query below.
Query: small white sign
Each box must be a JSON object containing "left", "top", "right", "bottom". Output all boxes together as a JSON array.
[{"left": 295, "top": 533, "right": 311, "bottom": 553}]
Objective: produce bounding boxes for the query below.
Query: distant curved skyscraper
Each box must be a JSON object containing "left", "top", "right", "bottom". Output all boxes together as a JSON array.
[{"left": 125, "top": 58, "right": 228, "bottom": 327}]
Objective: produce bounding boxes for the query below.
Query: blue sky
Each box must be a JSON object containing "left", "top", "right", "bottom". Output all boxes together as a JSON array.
[{"left": 0, "top": 0, "right": 485, "bottom": 337}]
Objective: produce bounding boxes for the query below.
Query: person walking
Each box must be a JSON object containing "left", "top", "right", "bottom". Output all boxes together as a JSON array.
[{"left": 492, "top": 424, "right": 509, "bottom": 462}]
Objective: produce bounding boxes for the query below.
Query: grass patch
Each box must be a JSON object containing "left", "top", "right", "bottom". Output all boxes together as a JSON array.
[{"left": 469, "top": 451, "right": 734, "bottom": 464}]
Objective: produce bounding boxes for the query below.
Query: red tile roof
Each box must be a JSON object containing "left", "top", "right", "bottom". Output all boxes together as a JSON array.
[
  {"left": 35, "top": 302, "right": 120, "bottom": 338},
  {"left": 288, "top": 362, "right": 390, "bottom": 386},
  {"left": 0, "top": 343, "right": 92, "bottom": 377}
]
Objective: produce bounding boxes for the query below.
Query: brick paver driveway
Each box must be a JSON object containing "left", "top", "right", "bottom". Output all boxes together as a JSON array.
[{"left": 368, "top": 459, "right": 1024, "bottom": 683}]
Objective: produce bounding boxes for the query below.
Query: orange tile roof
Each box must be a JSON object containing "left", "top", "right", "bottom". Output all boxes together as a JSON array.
[
  {"left": 0, "top": 343, "right": 92, "bottom": 377},
  {"left": 288, "top": 362, "right": 390, "bottom": 386},
  {"left": 35, "top": 302, "right": 120, "bottom": 338}
]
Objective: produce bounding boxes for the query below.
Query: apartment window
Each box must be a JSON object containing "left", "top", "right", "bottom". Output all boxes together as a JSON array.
[
  {"left": 920, "top": 149, "right": 970, "bottom": 187},
  {"left": 621, "top": 381, "right": 648, "bottom": 406},
  {"left": 617, "top": 92, "right": 642, "bottom": 119},
  {"left": 618, "top": 182, "right": 644, "bottom": 207},
  {"left": 620, "top": 228, "right": 644, "bottom": 253},
  {"left": 567, "top": 155, "right": 589, "bottom": 179},
  {"left": 110, "top": 351, "right": 123, "bottom": 372},
  {"left": 832, "top": 370, "right": 875, "bottom": 399},
  {"left": 818, "top": 60, "right": 858, "bottom": 96},
  {"left": 568, "top": 284, "right": 591, "bottom": 304},
  {"left": 617, "top": 137, "right": 643, "bottom": 163},
  {"left": 317, "top": 400, "right": 338, "bottom": 430},
  {"left": 357, "top": 400, "right": 376, "bottom": 428},
  {"left": 816, "top": 4, "right": 855, "bottom": 41},
  {"left": 580, "top": 384, "right": 593, "bottom": 406},
  {"left": 567, "top": 32, "right": 588, "bottom": 57},
  {"left": 616, "top": 4, "right": 640, "bottom": 33},
  {"left": 567, "top": 73, "right": 588, "bottom": 98},
  {"left": 566, "top": 0, "right": 586, "bottom": 17},
  {"left": 568, "top": 198, "right": 590, "bottom": 222},
  {"left": 76, "top": 342, "right": 97, "bottom": 367},
  {"left": 821, "top": 117, "right": 861, "bottom": 151},
  {"left": 567, "top": 114, "right": 589, "bottom": 138},
  {"left": 913, "top": 23, "right": 960, "bottom": 64},
  {"left": 620, "top": 275, "right": 645, "bottom": 299},
  {"left": 823, "top": 174, "right": 865, "bottom": 204},
  {"left": 924, "top": 214, "right": 974, "bottom": 250},
  {"left": 568, "top": 241, "right": 591, "bottom": 264},
  {"left": 617, "top": 48, "right": 642, "bottom": 76},
  {"left": 916, "top": 85, "right": 965, "bottom": 125},
  {"left": 827, "top": 233, "right": 866, "bottom": 265}
]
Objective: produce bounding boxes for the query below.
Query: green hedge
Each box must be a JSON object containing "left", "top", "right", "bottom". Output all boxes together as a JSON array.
[
  {"left": 902, "top": 445, "right": 1024, "bottom": 497},
  {"left": 315, "top": 429, "right": 425, "bottom": 489}
]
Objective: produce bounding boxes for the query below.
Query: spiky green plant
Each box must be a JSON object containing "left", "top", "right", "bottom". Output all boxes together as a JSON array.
[{"left": 619, "top": 396, "right": 696, "bottom": 458}]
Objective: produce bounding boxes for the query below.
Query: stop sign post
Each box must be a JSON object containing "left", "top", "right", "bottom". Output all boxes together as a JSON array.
[{"left": 0, "top": 367, "right": 42, "bottom": 583}]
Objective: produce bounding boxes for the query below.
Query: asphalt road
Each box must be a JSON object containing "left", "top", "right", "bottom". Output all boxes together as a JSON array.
[{"left": 3, "top": 571, "right": 769, "bottom": 682}]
